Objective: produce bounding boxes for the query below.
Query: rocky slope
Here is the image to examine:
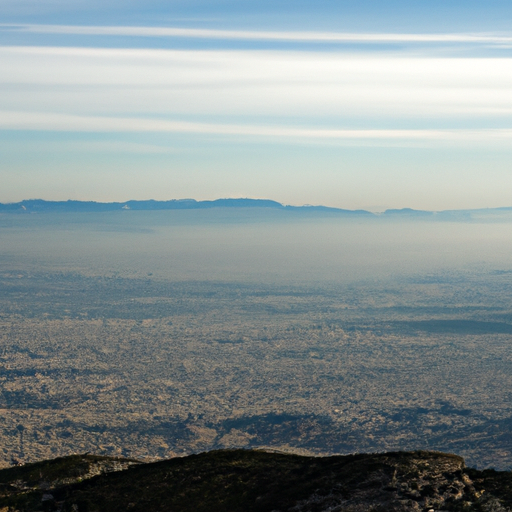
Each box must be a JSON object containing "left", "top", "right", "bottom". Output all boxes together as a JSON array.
[{"left": 0, "top": 450, "right": 511, "bottom": 512}]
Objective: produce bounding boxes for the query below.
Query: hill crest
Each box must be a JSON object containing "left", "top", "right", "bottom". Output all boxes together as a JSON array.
[{"left": 1, "top": 449, "right": 511, "bottom": 511}]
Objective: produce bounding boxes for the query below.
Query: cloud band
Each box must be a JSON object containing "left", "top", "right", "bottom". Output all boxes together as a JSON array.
[
  {"left": 2, "top": 24, "right": 512, "bottom": 45},
  {"left": 1, "top": 111, "right": 512, "bottom": 145}
]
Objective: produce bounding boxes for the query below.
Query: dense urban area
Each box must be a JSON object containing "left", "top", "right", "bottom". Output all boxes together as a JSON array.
[{"left": 1, "top": 262, "right": 512, "bottom": 469}]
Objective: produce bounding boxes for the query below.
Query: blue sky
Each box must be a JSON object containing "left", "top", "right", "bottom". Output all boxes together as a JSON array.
[{"left": 1, "top": 1, "right": 512, "bottom": 210}]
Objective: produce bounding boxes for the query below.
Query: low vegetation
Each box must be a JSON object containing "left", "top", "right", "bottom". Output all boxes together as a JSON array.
[{"left": 1, "top": 449, "right": 511, "bottom": 511}]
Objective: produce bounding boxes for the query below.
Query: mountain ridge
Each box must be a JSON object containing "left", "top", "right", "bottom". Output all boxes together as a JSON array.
[
  {"left": 0, "top": 198, "right": 372, "bottom": 215},
  {"left": 2, "top": 199, "right": 512, "bottom": 220},
  {"left": 1, "top": 449, "right": 511, "bottom": 511}
]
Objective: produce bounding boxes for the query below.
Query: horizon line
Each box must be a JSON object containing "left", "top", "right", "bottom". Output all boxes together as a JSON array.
[{"left": 2, "top": 198, "right": 512, "bottom": 215}]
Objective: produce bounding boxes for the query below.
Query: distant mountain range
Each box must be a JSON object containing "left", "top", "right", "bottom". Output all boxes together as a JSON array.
[
  {"left": 0, "top": 198, "right": 371, "bottom": 215},
  {"left": 1, "top": 198, "right": 512, "bottom": 220}
]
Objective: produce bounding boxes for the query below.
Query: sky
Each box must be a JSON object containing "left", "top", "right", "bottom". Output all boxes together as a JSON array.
[{"left": 1, "top": 1, "right": 512, "bottom": 210}]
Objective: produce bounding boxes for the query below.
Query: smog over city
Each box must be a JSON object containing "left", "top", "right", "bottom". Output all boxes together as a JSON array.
[{"left": 0, "top": 202, "right": 512, "bottom": 471}]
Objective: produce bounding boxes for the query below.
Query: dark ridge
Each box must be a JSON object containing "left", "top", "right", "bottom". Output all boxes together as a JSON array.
[
  {"left": 0, "top": 198, "right": 284, "bottom": 213},
  {"left": 0, "top": 198, "right": 373, "bottom": 215},
  {"left": 125, "top": 198, "right": 285, "bottom": 210},
  {"left": 4, "top": 199, "right": 512, "bottom": 220},
  {"left": 1, "top": 449, "right": 512, "bottom": 512}
]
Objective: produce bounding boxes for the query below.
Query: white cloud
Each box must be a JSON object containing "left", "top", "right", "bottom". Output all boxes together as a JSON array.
[
  {"left": 2, "top": 110, "right": 512, "bottom": 147},
  {"left": 1, "top": 46, "right": 512, "bottom": 122},
  {"left": 4, "top": 24, "right": 512, "bottom": 45}
]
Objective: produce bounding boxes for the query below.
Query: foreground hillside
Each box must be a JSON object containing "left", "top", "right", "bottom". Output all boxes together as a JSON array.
[{"left": 1, "top": 450, "right": 511, "bottom": 512}]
